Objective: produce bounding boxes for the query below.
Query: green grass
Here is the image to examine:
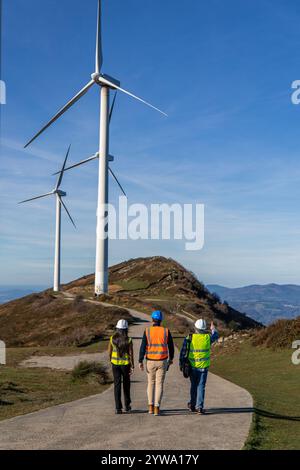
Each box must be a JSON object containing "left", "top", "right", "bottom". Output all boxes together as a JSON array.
[
  {"left": 211, "top": 342, "right": 300, "bottom": 450},
  {"left": 0, "top": 347, "right": 110, "bottom": 421},
  {"left": 117, "top": 279, "right": 150, "bottom": 291}
]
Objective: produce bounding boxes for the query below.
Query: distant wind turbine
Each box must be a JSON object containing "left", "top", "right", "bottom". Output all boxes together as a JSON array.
[
  {"left": 19, "top": 146, "right": 76, "bottom": 292},
  {"left": 24, "top": 0, "right": 167, "bottom": 295}
]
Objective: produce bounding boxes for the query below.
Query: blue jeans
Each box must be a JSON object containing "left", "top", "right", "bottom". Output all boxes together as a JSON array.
[{"left": 190, "top": 367, "right": 208, "bottom": 409}]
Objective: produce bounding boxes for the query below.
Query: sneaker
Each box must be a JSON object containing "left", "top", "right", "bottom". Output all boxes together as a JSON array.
[
  {"left": 124, "top": 406, "right": 132, "bottom": 413},
  {"left": 188, "top": 402, "right": 196, "bottom": 412},
  {"left": 115, "top": 409, "right": 122, "bottom": 415},
  {"left": 154, "top": 406, "right": 160, "bottom": 416},
  {"left": 197, "top": 408, "right": 205, "bottom": 415},
  {"left": 148, "top": 405, "right": 154, "bottom": 414}
]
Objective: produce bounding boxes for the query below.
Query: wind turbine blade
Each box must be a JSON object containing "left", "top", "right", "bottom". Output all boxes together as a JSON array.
[
  {"left": 100, "top": 77, "right": 168, "bottom": 116},
  {"left": 58, "top": 195, "right": 76, "bottom": 229},
  {"left": 24, "top": 80, "right": 96, "bottom": 148},
  {"left": 95, "top": 0, "right": 103, "bottom": 73},
  {"left": 52, "top": 153, "right": 99, "bottom": 175},
  {"left": 19, "top": 192, "right": 53, "bottom": 204},
  {"left": 109, "top": 92, "right": 117, "bottom": 124},
  {"left": 109, "top": 167, "right": 127, "bottom": 197},
  {"left": 55, "top": 144, "right": 71, "bottom": 190}
]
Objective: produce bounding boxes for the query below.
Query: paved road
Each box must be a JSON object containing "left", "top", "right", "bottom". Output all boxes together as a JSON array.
[{"left": 0, "top": 309, "right": 253, "bottom": 450}]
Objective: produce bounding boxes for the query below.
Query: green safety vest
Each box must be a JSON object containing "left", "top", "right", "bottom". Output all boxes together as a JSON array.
[
  {"left": 110, "top": 336, "right": 132, "bottom": 366},
  {"left": 188, "top": 333, "right": 211, "bottom": 369}
]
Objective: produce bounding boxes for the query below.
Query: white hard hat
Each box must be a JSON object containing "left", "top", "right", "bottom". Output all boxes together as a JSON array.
[
  {"left": 195, "top": 319, "right": 207, "bottom": 330},
  {"left": 116, "top": 319, "right": 128, "bottom": 330}
]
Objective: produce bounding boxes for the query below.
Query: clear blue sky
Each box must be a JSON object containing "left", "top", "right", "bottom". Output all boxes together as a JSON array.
[{"left": 2, "top": 0, "right": 300, "bottom": 288}]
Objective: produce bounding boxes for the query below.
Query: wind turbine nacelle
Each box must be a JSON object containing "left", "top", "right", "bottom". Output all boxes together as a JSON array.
[
  {"left": 91, "top": 72, "right": 121, "bottom": 89},
  {"left": 56, "top": 190, "right": 67, "bottom": 197}
]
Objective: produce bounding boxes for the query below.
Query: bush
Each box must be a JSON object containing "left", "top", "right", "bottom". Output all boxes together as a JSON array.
[
  {"left": 71, "top": 361, "right": 110, "bottom": 384},
  {"left": 252, "top": 316, "right": 300, "bottom": 349},
  {"left": 228, "top": 320, "right": 240, "bottom": 332}
]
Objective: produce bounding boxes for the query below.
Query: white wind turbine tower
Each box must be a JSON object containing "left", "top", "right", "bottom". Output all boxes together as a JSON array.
[
  {"left": 19, "top": 146, "right": 76, "bottom": 292},
  {"left": 52, "top": 93, "right": 127, "bottom": 197},
  {"left": 24, "top": 0, "right": 167, "bottom": 295}
]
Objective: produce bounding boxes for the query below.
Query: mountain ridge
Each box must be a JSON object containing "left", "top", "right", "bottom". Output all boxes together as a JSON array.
[{"left": 208, "top": 283, "right": 300, "bottom": 324}]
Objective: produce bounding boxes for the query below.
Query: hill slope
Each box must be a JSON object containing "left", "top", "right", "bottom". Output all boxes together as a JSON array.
[
  {"left": 252, "top": 316, "right": 300, "bottom": 349},
  {"left": 0, "top": 257, "right": 260, "bottom": 347},
  {"left": 64, "top": 256, "right": 260, "bottom": 332},
  {"left": 208, "top": 283, "right": 300, "bottom": 325},
  {"left": 0, "top": 292, "right": 130, "bottom": 347}
]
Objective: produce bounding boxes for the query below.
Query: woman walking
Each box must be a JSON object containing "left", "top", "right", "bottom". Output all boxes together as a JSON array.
[{"left": 108, "top": 319, "right": 134, "bottom": 414}]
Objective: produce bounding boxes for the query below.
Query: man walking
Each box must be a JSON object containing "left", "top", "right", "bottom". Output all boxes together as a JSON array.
[
  {"left": 139, "top": 311, "right": 174, "bottom": 416},
  {"left": 180, "top": 319, "right": 219, "bottom": 414}
]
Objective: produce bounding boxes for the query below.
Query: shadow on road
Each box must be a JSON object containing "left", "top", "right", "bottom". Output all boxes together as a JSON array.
[
  {"left": 206, "top": 407, "right": 253, "bottom": 415},
  {"left": 126, "top": 407, "right": 300, "bottom": 421},
  {"left": 192, "top": 407, "right": 300, "bottom": 422}
]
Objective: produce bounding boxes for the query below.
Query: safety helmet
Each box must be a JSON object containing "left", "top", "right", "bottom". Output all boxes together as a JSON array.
[
  {"left": 151, "top": 310, "right": 163, "bottom": 322},
  {"left": 195, "top": 319, "right": 207, "bottom": 330},
  {"left": 116, "top": 319, "right": 128, "bottom": 330}
]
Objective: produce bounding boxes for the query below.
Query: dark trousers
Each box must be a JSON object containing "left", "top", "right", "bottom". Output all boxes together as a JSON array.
[{"left": 112, "top": 364, "right": 131, "bottom": 411}]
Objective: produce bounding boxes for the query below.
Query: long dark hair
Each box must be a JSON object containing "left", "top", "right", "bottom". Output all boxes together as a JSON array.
[{"left": 112, "top": 329, "right": 130, "bottom": 358}]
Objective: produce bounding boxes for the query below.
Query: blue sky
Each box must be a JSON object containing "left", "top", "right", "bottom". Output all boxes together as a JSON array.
[{"left": 2, "top": 0, "right": 300, "bottom": 287}]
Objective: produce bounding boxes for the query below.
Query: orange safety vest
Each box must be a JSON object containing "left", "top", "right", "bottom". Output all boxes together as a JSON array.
[{"left": 146, "top": 326, "right": 169, "bottom": 360}]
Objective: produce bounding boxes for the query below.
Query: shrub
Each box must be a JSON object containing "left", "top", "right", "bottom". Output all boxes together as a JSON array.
[
  {"left": 252, "top": 316, "right": 300, "bottom": 349},
  {"left": 228, "top": 320, "right": 240, "bottom": 332},
  {"left": 71, "top": 361, "right": 110, "bottom": 384}
]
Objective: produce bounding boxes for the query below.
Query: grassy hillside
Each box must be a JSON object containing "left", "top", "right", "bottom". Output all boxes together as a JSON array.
[
  {"left": 252, "top": 316, "right": 300, "bottom": 349},
  {"left": 0, "top": 257, "right": 260, "bottom": 349},
  {"left": 64, "top": 257, "right": 260, "bottom": 335},
  {"left": 0, "top": 346, "right": 110, "bottom": 421},
  {"left": 211, "top": 318, "right": 300, "bottom": 450},
  {"left": 0, "top": 291, "right": 130, "bottom": 347}
]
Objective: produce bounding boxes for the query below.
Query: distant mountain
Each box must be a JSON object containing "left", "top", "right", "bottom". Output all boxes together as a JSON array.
[
  {"left": 0, "top": 286, "right": 47, "bottom": 304},
  {"left": 207, "top": 283, "right": 300, "bottom": 325}
]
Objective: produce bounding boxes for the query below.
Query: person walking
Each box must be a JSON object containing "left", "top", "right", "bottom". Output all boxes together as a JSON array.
[
  {"left": 108, "top": 319, "right": 134, "bottom": 414},
  {"left": 139, "top": 310, "right": 174, "bottom": 416},
  {"left": 179, "top": 319, "right": 219, "bottom": 414}
]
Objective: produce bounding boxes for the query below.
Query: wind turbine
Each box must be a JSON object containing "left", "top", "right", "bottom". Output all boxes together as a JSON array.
[
  {"left": 24, "top": 0, "right": 167, "bottom": 295},
  {"left": 52, "top": 93, "right": 127, "bottom": 197},
  {"left": 19, "top": 146, "right": 76, "bottom": 292}
]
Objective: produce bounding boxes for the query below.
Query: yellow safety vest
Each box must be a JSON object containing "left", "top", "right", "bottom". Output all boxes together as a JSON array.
[
  {"left": 110, "top": 336, "right": 132, "bottom": 366},
  {"left": 188, "top": 333, "right": 211, "bottom": 369}
]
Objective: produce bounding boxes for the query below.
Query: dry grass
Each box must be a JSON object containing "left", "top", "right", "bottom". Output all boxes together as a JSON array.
[
  {"left": 71, "top": 361, "right": 110, "bottom": 384},
  {"left": 0, "top": 292, "right": 131, "bottom": 347},
  {"left": 252, "top": 316, "right": 300, "bottom": 349}
]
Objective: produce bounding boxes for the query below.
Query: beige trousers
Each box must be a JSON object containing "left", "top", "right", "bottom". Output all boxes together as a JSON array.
[{"left": 146, "top": 359, "right": 168, "bottom": 407}]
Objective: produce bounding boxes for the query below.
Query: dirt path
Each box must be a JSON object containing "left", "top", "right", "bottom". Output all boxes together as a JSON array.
[
  {"left": 0, "top": 308, "right": 253, "bottom": 450},
  {"left": 20, "top": 352, "right": 109, "bottom": 371}
]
